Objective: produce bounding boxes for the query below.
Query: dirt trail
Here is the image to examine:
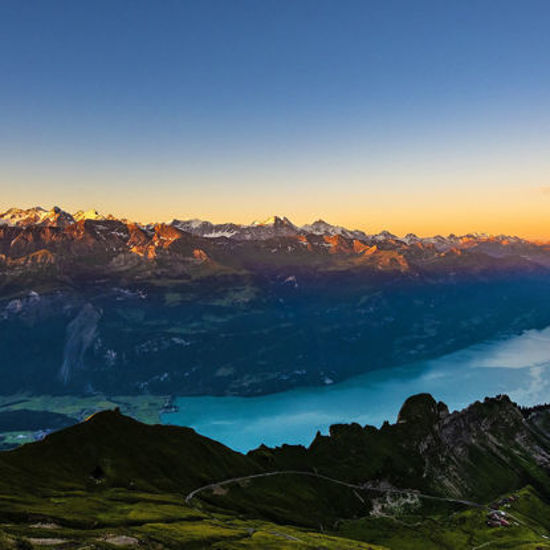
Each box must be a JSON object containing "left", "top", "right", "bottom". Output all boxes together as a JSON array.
[{"left": 185, "top": 469, "right": 484, "bottom": 508}]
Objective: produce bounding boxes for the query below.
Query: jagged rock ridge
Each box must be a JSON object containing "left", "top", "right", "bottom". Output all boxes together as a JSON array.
[{"left": 1, "top": 206, "right": 549, "bottom": 285}]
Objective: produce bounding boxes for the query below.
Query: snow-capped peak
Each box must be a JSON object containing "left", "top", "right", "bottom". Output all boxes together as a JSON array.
[
  {"left": 73, "top": 209, "right": 105, "bottom": 222},
  {"left": 251, "top": 215, "right": 295, "bottom": 227},
  {"left": 402, "top": 233, "right": 420, "bottom": 244},
  {"left": 303, "top": 219, "right": 333, "bottom": 232},
  {"left": 300, "top": 220, "right": 368, "bottom": 241},
  {"left": 0, "top": 206, "right": 75, "bottom": 227},
  {"left": 0, "top": 206, "right": 532, "bottom": 251},
  {"left": 0, "top": 206, "right": 45, "bottom": 226},
  {"left": 302, "top": 219, "right": 343, "bottom": 235},
  {"left": 40, "top": 206, "right": 75, "bottom": 227},
  {"left": 372, "top": 230, "right": 398, "bottom": 241}
]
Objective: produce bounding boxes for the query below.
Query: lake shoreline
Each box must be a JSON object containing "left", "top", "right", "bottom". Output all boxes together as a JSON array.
[{"left": 162, "top": 326, "right": 550, "bottom": 452}]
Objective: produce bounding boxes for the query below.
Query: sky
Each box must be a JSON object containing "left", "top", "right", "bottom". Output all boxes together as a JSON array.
[{"left": 1, "top": 0, "right": 550, "bottom": 238}]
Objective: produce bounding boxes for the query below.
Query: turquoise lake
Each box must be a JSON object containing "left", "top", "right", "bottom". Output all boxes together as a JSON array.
[{"left": 162, "top": 326, "right": 550, "bottom": 452}]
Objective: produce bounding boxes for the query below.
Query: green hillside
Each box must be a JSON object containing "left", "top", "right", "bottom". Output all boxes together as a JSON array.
[{"left": 0, "top": 395, "right": 548, "bottom": 549}]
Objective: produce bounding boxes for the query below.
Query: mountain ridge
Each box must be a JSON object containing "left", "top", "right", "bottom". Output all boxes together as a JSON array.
[
  {"left": 0, "top": 205, "right": 537, "bottom": 246},
  {"left": 1, "top": 205, "right": 549, "bottom": 292},
  {"left": 0, "top": 392, "right": 549, "bottom": 549}
]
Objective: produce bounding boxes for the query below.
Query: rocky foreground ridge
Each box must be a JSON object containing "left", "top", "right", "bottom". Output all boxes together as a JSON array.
[{"left": 0, "top": 393, "right": 549, "bottom": 548}]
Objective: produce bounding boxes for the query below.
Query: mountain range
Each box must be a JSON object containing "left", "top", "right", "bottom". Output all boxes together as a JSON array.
[
  {"left": 3, "top": 205, "right": 550, "bottom": 397},
  {"left": 0, "top": 393, "right": 549, "bottom": 548},
  {"left": 0, "top": 205, "right": 537, "bottom": 246},
  {"left": 2, "top": 208, "right": 550, "bottom": 548},
  {"left": 1, "top": 206, "right": 550, "bottom": 292}
]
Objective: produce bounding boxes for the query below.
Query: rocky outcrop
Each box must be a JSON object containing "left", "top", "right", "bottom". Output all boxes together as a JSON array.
[
  {"left": 59, "top": 304, "right": 102, "bottom": 385},
  {"left": 252, "top": 394, "right": 550, "bottom": 503}
]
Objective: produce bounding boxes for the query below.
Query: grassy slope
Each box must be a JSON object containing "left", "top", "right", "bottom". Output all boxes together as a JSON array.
[
  {"left": 0, "top": 403, "right": 549, "bottom": 548},
  {"left": 338, "top": 486, "right": 550, "bottom": 550},
  {"left": 0, "top": 410, "right": 386, "bottom": 547},
  {"left": 0, "top": 489, "right": 386, "bottom": 550},
  {"left": 0, "top": 481, "right": 548, "bottom": 549},
  {"left": 0, "top": 410, "right": 260, "bottom": 495}
]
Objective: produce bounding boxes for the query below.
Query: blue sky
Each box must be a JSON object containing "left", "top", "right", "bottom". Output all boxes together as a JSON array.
[{"left": 1, "top": 0, "right": 550, "bottom": 236}]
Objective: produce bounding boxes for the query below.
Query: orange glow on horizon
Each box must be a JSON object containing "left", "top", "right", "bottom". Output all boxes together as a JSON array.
[{"left": 2, "top": 172, "right": 550, "bottom": 241}]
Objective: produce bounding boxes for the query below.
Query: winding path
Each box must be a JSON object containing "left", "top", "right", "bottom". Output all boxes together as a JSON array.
[
  {"left": 185, "top": 471, "right": 549, "bottom": 549},
  {"left": 185, "top": 469, "right": 484, "bottom": 508}
]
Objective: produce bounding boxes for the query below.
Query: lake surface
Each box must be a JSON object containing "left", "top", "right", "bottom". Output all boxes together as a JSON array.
[{"left": 162, "top": 326, "right": 550, "bottom": 452}]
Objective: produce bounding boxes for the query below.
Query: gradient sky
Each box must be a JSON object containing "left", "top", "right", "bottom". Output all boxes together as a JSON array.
[{"left": 1, "top": 0, "right": 550, "bottom": 238}]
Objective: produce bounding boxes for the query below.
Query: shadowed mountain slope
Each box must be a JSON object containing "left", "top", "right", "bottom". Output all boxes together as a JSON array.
[{"left": 0, "top": 409, "right": 260, "bottom": 495}]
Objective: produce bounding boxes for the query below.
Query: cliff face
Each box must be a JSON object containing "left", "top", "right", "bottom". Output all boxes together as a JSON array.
[{"left": 251, "top": 394, "right": 550, "bottom": 502}]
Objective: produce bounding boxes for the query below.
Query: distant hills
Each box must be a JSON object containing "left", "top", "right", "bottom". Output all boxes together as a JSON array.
[{"left": 0, "top": 393, "right": 549, "bottom": 548}]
